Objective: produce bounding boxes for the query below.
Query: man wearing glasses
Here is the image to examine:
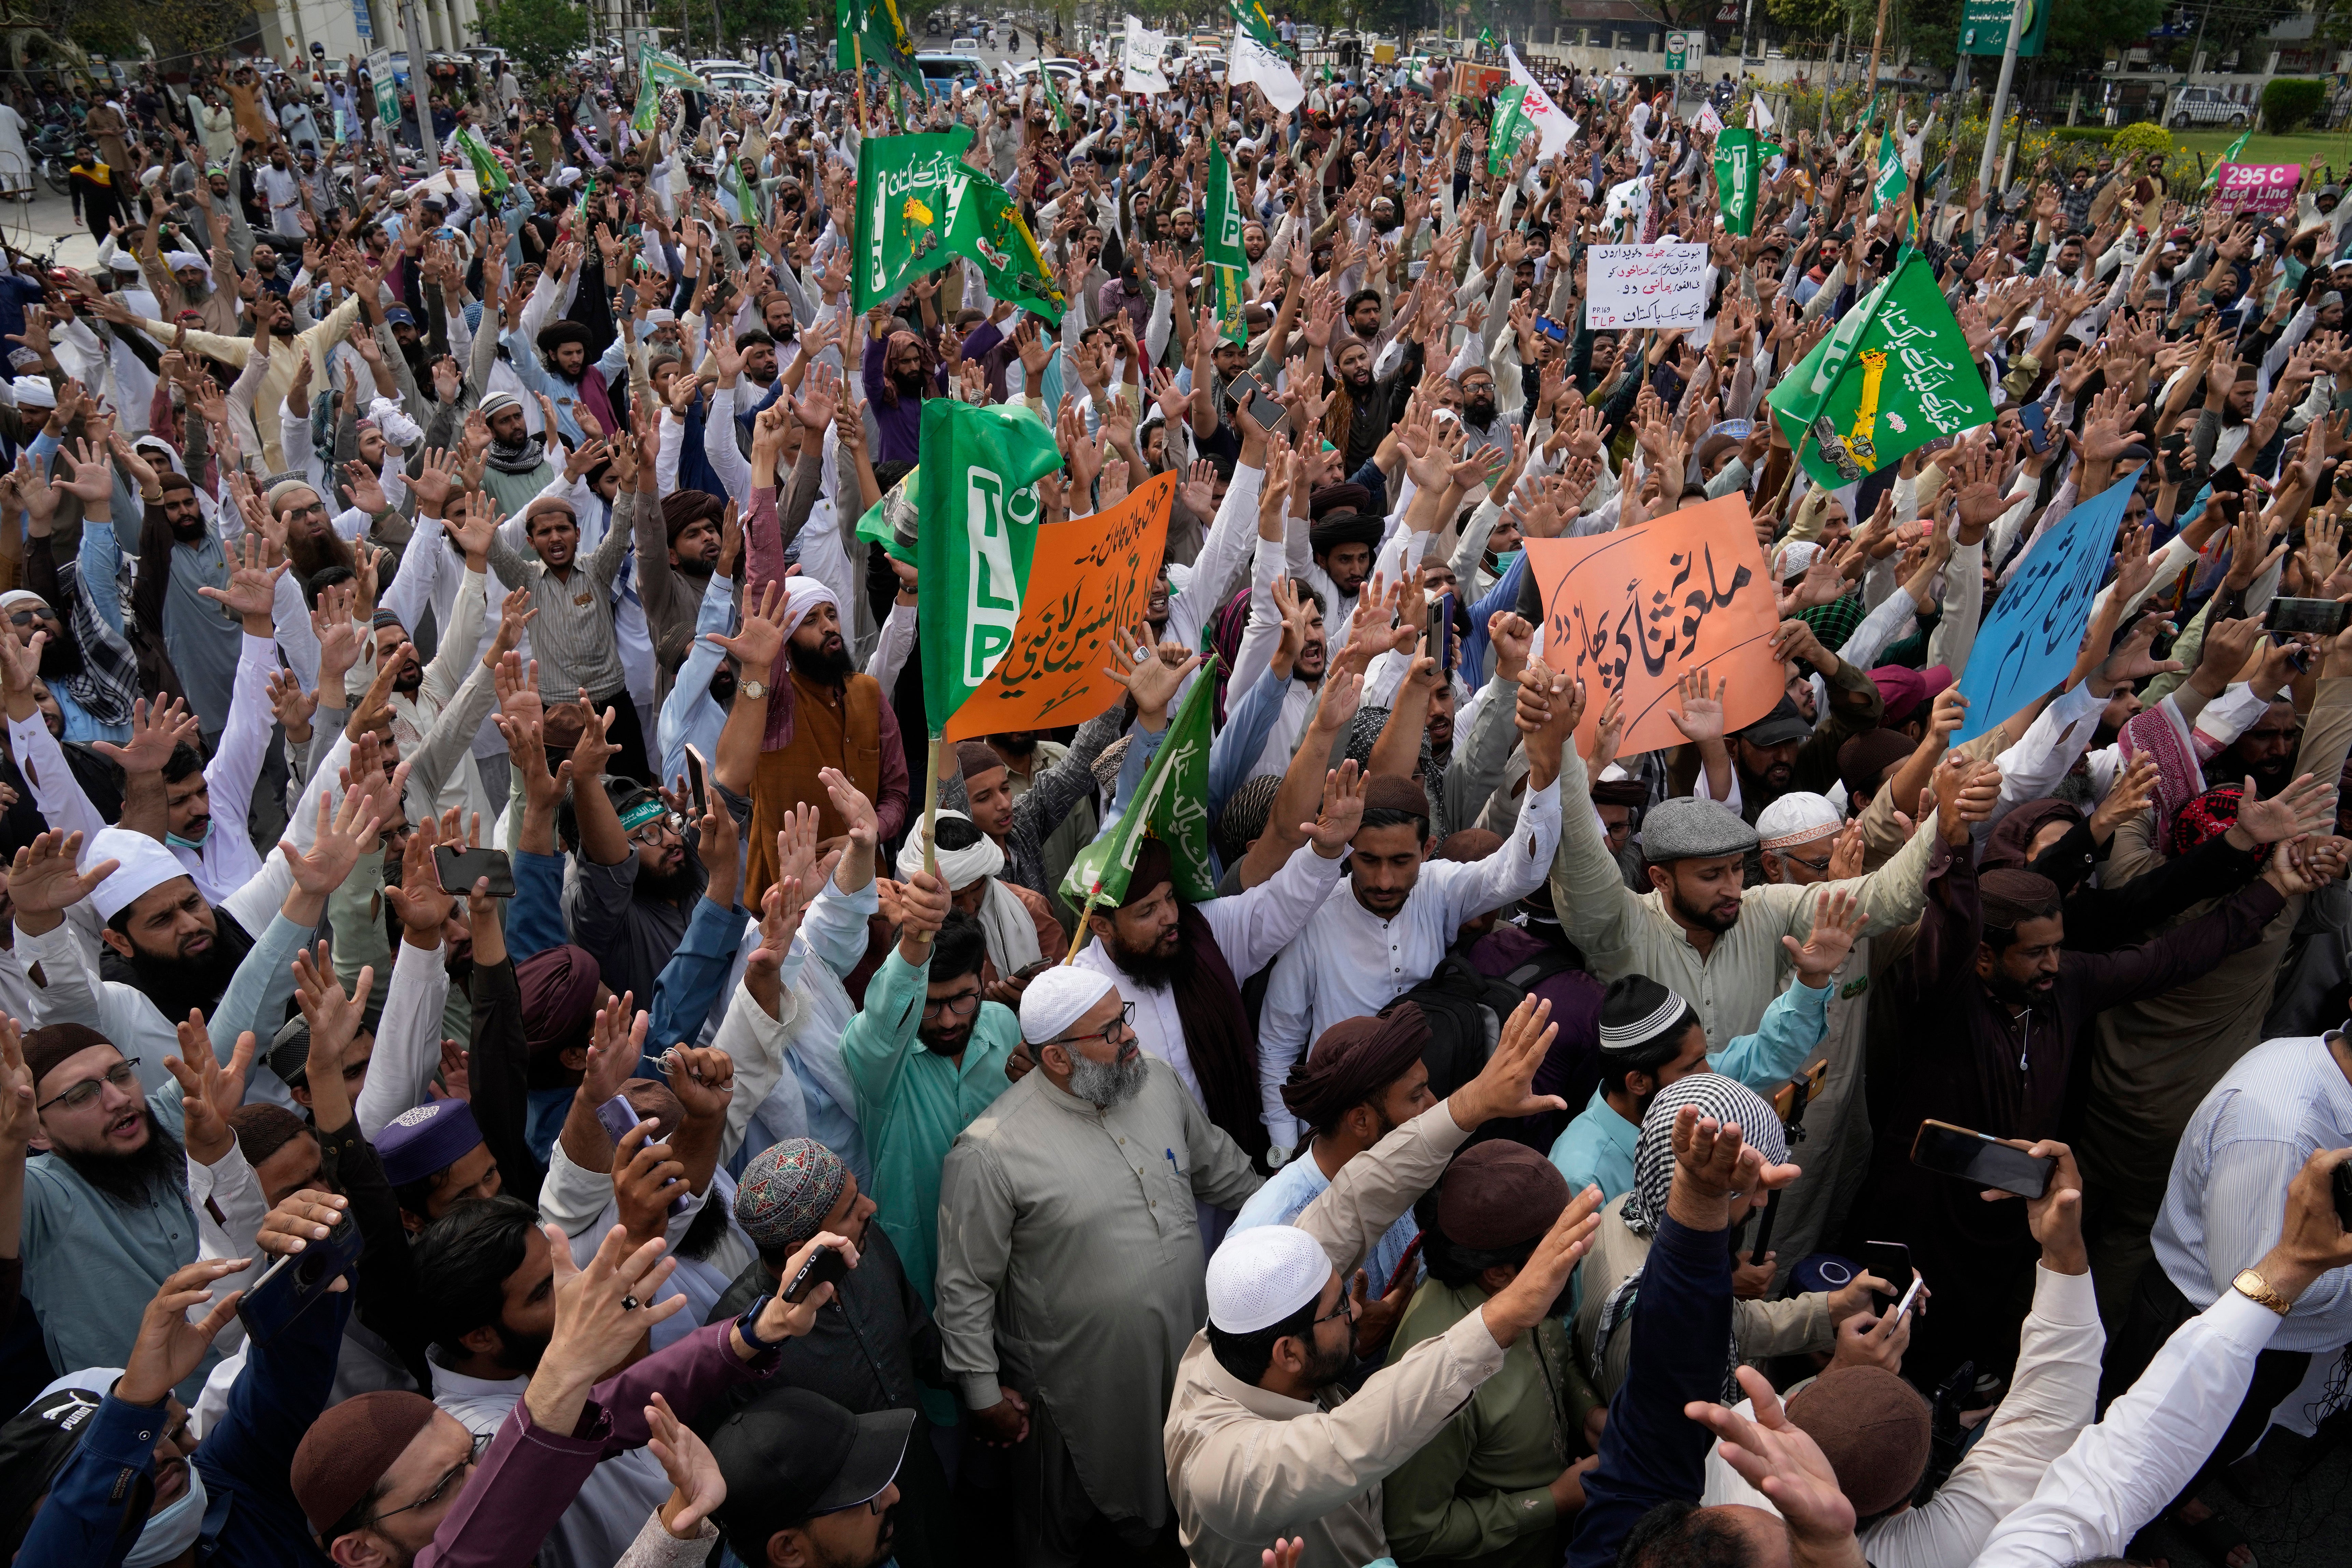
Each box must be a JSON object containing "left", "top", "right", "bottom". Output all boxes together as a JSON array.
[{"left": 935, "top": 965, "right": 1267, "bottom": 1562}]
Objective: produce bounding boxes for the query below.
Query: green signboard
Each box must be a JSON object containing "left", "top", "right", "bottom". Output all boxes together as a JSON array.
[
  {"left": 369, "top": 49, "right": 401, "bottom": 129},
  {"left": 1960, "top": 0, "right": 2050, "bottom": 57}
]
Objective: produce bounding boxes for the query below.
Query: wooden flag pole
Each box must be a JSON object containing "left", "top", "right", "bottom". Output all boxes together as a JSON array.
[
  {"left": 921, "top": 733, "right": 941, "bottom": 878},
  {"left": 854, "top": 35, "right": 868, "bottom": 139},
  {"left": 1063, "top": 886, "right": 1100, "bottom": 963}
]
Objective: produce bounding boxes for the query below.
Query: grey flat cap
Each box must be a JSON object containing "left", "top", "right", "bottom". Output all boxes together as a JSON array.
[{"left": 1638, "top": 797, "right": 1759, "bottom": 863}]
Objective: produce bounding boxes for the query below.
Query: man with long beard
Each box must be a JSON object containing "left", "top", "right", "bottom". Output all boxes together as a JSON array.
[
  {"left": 935, "top": 966, "right": 1268, "bottom": 1561},
  {"left": 131, "top": 471, "right": 240, "bottom": 737},
  {"left": 473, "top": 390, "right": 559, "bottom": 517},
  {"left": 861, "top": 324, "right": 941, "bottom": 466},
  {"left": 841, "top": 894, "right": 1021, "bottom": 1305},
  {"left": 1322, "top": 335, "right": 1413, "bottom": 475},
  {"left": 262, "top": 476, "right": 358, "bottom": 596},
  {"left": 636, "top": 487, "right": 728, "bottom": 686}
]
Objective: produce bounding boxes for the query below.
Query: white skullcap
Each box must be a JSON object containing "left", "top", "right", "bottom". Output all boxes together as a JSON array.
[
  {"left": 897, "top": 809, "right": 1006, "bottom": 892},
  {"left": 645, "top": 308, "right": 678, "bottom": 325},
  {"left": 106, "top": 254, "right": 141, "bottom": 272},
  {"left": 9, "top": 377, "right": 53, "bottom": 409},
  {"left": 88, "top": 827, "right": 195, "bottom": 922},
  {"left": 552, "top": 167, "right": 583, "bottom": 188},
  {"left": 1756, "top": 792, "right": 1842, "bottom": 851},
  {"left": 1206, "top": 1225, "right": 1332, "bottom": 1333},
  {"left": 0, "top": 590, "right": 43, "bottom": 615},
  {"left": 1165, "top": 561, "right": 1193, "bottom": 596},
  {"left": 1776, "top": 540, "right": 1821, "bottom": 579},
  {"left": 781, "top": 577, "right": 840, "bottom": 639},
  {"left": 1018, "top": 966, "right": 1115, "bottom": 1046}
]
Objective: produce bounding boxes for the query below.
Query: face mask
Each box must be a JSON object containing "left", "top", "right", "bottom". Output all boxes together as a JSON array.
[
  {"left": 125, "top": 1464, "right": 207, "bottom": 1568},
  {"left": 1491, "top": 550, "right": 1523, "bottom": 575}
]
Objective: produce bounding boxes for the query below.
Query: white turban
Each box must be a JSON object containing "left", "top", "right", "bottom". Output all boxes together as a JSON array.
[
  {"left": 9, "top": 377, "right": 53, "bottom": 409},
  {"left": 897, "top": 809, "right": 1006, "bottom": 892},
  {"left": 89, "top": 828, "right": 195, "bottom": 922},
  {"left": 781, "top": 577, "right": 840, "bottom": 640},
  {"left": 1756, "top": 792, "right": 1842, "bottom": 852},
  {"left": 1018, "top": 966, "right": 1115, "bottom": 1046},
  {"left": 163, "top": 252, "right": 212, "bottom": 282},
  {"left": 1206, "top": 1225, "right": 1332, "bottom": 1332}
]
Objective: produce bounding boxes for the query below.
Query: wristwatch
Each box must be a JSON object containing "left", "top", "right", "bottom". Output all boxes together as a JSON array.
[
  {"left": 739, "top": 678, "right": 769, "bottom": 699},
  {"left": 735, "top": 1294, "right": 790, "bottom": 1353},
  {"left": 2232, "top": 1267, "right": 2292, "bottom": 1316}
]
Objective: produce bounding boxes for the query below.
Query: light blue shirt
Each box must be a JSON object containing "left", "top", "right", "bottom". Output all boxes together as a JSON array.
[
  {"left": 1549, "top": 1087, "right": 1640, "bottom": 1206},
  {"left": 658, "top": 571, "right": 737, "bottom": 790},
  {"left": 1229, "top": 1147, "right": 1423, "bottom": 1297}
]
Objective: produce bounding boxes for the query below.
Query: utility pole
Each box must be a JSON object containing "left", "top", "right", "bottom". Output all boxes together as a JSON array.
[
  {"left": 1974, "top": 0, "right": 2026, "bottom": 243},
  {"left": 402, "top": 0, "right": 438, "bottom": 165},
  {"left": 1864, "top": 0, "right": 1890, "bottom": 97}
]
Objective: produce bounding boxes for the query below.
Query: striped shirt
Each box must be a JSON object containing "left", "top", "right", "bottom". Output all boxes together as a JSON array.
[
  {"left": 486, "top": 487, "right": 634, "bottom": 700},
  {"left": 2153, "top": 1031, "right": 2352, "bottom": 1353}
]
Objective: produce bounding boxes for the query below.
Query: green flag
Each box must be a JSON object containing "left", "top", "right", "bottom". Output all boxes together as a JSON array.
[
  {"left": 631, "top": 71, "right": 660, "bottom": 134},
  {"left": 1478, "top": 23, "right": 1496, "bottom": 52},
  {"left": 915, "top": 399, "right": 1066, "bottom": 737},
  {"left": 1060, "top": 656, "right": 1222, "bottom": 910},
  {"left": 854, "top": 469, "right": 918, "bottom": 562},
  {"left": 1766, "top": 251, "right": 1996, "bottom": 490},
  {"left": 454, "top": 127, "right": 508, "bottom": 193},
  {"left": 1203, "top": 140, "right": 1250, "bottom": 345},
  {"left": 1228, "top": 0, "right": 1281, "bottom": 53},
  {"left": 1873, "top": 129, "right": 1908, "bottom": 211},
  {"left": 638, "top": 47, "right": 709, "bottom": 91},
  {"left": 836, "top": 0, "right": 924, "bottom": 96},
  {"left": 854, "top": 126, "right": 1067, "bottom": 324},
  {"left": 1714, "top": 127, "right": 1770, "bottom": 236},
  {"left": 1488, "top": 84, "right": 1528, "bottom": 176},
  {"left": 1037, "top": 56, "right": 1071, "bottom": 132},
  {"left": 2204, "top": 127, "right": 2253, "bottom": 188}
]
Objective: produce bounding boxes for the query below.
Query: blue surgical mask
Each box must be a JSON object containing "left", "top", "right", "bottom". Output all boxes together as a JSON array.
[
  {"left": 166, "top": 823, "right": 210, "bottom": 852},
  {"left": 125, "top": 1464, "right": 206, "bottom": 1568},
  {"left": 1491, "top": 550, "right": 1523, "bottom": 575}
]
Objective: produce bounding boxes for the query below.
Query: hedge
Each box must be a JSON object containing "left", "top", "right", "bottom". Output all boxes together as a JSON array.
[{"left": 2263, "top": 77, "right": 2326, "bottom": 134}]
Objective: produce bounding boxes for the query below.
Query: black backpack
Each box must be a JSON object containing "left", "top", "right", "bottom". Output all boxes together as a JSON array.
[{"left": 1380, "top": 954, "right": 1534, "bottom": 1101}]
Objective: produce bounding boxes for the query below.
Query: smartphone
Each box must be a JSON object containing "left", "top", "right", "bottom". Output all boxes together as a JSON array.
[
  {"left": 1428, "top": 593, "right": 1455, "bottom": 679},
  {"left": 683, "top": 743, "right": 709, "bottom": 816},
  {"left": 433, "top": 844, "right": 515, "bottom": 898},
  {"left": 1771, "top": 1057, "right": 1830, "bottom": 1124},
  {"left": 2333, "top": 1160, "right": 2352, "bottom": 1230},
  {"left": 1910, "top": 1118, "right": 2057, "bottom": 1199},
  {"left": 783, "top": 1241, "right": 852, "bottom": 1303},
  {"left": 1863, "top": 1239, "right": 1913, "bottom": 1314},
  {"left": 597, "top": 1094, "right": 691, "bottom": 1215},
  {"left": 2018, "top": 401, "right": 2050, "bottom": 455},
  {"left": 1893, "top": 1273, "right": 1927, "bottom": 1323},
  {"left": 236, "top": 1211, "right": 365, "bottom": 1346},
  {"left": 1535, "top": 314, "right": 1570, "bottom": 342},
  {"left": 1225, "top": 370, "right": 1289, "bottom": 437},
  {"left": 2264, "top": 597, "right": 2351, "bottom": 638}
]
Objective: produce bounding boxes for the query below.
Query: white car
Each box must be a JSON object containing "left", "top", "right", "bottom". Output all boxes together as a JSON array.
[
  {"left": 1005, "top": 57, "right": 1086, "bottom": 86},
  {"left": 697, "top": 66, "right": 779, "bottom": 107},
  {"left": 952, "top": 36, "right": 980, "bottom": 50},
  {"left": 2167, "top": 84, "right": 2252, "bottom": 128}
]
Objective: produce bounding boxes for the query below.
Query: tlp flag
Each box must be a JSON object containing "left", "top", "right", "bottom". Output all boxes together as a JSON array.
[
  {"left": 1061, "top": 653, "right": 1222, "bottom": 909},
  {"left": 1228, "top": 0, "right": 1281, "bottom": 52},
  {"left": 854, "top": 126, "right": 1066, "bottom": 324},
  {"left": 1506, "top": 46, "right": 1573, "bottom": 158},
  {"left": 1873, "top": 130, "right": 1909, "bottom": 211},
  {"left": 1123, "top": 14, "right": 1171, "bottom": 93},
  {"left": 1713, "top": 127, "right": 1772, "bottom": 236},
  {"left": 916, "top": 398, "right": 1067, "bottom": 737},
  {"left": 1765, "top": 251, "right": 1994, "bottom": 490},
  {"left": 1952, "top": 471, "right": 2137, "bottom": 741},
  {"left": 1488, "top": 84, "right": 1530, "bottom": 175},
  {"left": 1230, "top": 27, "right": 1304, "bottom": 112},
  {"left": 836, "top": 0, "right": 924, "bottom": 96},
  {"left": 1204, "top": 139, "right": 1250, "bottom": 343}
]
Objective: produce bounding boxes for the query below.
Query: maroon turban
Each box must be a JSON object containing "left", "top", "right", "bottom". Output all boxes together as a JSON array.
[
  {"left": 660, "top": 488, "right": 725, "bottom": 546},
  {"left": 517, "top": 944, "right": 602, "bottom": 1059},
  {"left": 1436, "top": 1139, "right": 1572, "bottom": 1249},
  {"left": 1978, "top": 868, "right": 2061, "bottom": 932},
  {"left": 1281, "top": 1004, "right": 1431, "bottom": 1130},
  {"left": 1120, "top": 838, "right": 1177, "bottom": 909},
  {"left": 2169, "top": 783, "right": 2244, "bottom": 859}
]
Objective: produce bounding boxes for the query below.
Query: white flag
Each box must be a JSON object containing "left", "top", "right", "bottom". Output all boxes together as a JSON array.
[
  {"left": 1747, "top": 95, "right": 1776, "bottom": 132},
  {"left": 1229, "top": 28, "right": 1304, "bottom": 113},
  {"left": 1122, "top": 14, "right": 1171, "bottom": 94},
  {"left": 1505, "top": 46, "right": 1572, "bottom": 160},
  {"left": 1695, "top": 101, "right": 1723, "bottom": 135}
]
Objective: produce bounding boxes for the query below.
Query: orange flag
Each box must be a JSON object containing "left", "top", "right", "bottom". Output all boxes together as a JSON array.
[
  {"left": 1523, "top": 494, "right": 1781, "bottom": 757},
  {"left": 941, "top": 472, "right": 1174, "bottom": 742}
]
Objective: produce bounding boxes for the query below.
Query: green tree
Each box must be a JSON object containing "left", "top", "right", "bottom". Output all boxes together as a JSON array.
[{"left": 479, "top": 0, "right": 590, "bottom": 84}]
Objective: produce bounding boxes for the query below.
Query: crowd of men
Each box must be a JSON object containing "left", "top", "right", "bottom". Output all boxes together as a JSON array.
[{"left": 0, "top": 22, "right": 2348, "bottom": 1568}]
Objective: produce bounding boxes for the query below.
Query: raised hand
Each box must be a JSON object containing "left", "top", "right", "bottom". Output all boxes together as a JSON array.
[
  {"left": 1301, "top": 761, "right": 1368, "bottom": 858},
  {"left": 163, "top": 1011, "right": 255, "bottom": 1166},
  {"left": 1783, "top": 888, "right": 1866, "bottom": 985},
  {"left": 196, "top": 531, "right": 287, "bottom": 624}
]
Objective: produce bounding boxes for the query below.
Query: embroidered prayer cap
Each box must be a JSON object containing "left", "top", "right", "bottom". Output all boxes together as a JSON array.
[
  {"left": 1755, "top": 792, "right": 1842, "bottom": 852},
  {"left": 88, "top": 827, "right": 194, "bottom": 923},
  {"left": 734, "top": 1138, "right": 848, "bottom": 1253},
  {"left": 1624, "top": 1073, "right": 1785, "bottom": 1237},
  {"left": 1784, "top": 1367, "right": 1933, "bottom": 1517},
  {"left": 478, "top": 390, "right": 522, "bottom": 419},
  {"left": 376, "top": 1098, "right": 485, "bottom": 1188},
  {"left": 1636, "top": 797, "right": 1756, "bottom": 863},
  {"left": 1019, "top": 966, "right": 1116, "bottom": 1046},
  {"left": 1597, "top": 974, "right": 1696, "bottom": 1058}
]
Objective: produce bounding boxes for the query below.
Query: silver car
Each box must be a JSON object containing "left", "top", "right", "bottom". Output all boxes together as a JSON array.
[{"left": 2168, "top": 84, "right": 2252, "bottom": 128}]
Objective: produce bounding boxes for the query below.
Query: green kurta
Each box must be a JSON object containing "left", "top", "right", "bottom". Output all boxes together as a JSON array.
[
  {"left": 1380, "top": 1277, "right": 1576, "bottom": 1568},
  {"left": 934, "top": 1058, "right": 1265, "bottom": 1530},
  {"left": 839, "top": 945, "right": 1022, "bottom": 1306}
]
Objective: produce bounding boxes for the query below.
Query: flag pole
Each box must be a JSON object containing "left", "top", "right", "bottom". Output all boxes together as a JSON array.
[
  {"left": 922, "top": 734, "right": 941, "bottom": 877},
  {"left": 1064, "top": 887, "right": 1100, "bottom": 963},
  {"left": 854, "top": 35, "right": 868, "bottom": 139}
]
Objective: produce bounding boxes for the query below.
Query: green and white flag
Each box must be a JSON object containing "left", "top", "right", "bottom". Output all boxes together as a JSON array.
[
  {"left": 1230, "top": 28, "right": 1305, "bottom": 113},
  {"left": 638, "top": 47, "right": 709, "bottom": 91},
  {"left": 836, "top": 0, "right": 925, "bottom": 96},
  {"left": 1873, "top": 128, "right": 1908, "bottom": 211},
  {"left": 631, "top": 70, "right": 660, "bottom": 134},
  {"left": 853, "top": 126, "right": 1067, "bottom": 324},
  {"left": 1060, "top": 655, "right": 1222, "bottom": 910},
  {"left": 915, "top": 399, "right": 1066, "bottom": 737},
  {"left": 1037, "top": 54, "right": 1071, "bottom": 131},
  {"left": 1767, "top": 251, "right": 1996, "bottom": 490},
  {"left": 1228, "top": 0, "right": 1281, "bottom": 53},
  {"left": 454, "top": 127, "right": 508, "bottom": 193},
  {"left": 2203, "top": 127, "right": 2253, "bottom": 188},
  {"left": 1713, "top": 126, "right": 1773, "bottom": 236},
  {"left": 1478, "top": 23, "right": 1497, "bottom": 53},
  {"left": 1488, "top": 84, "right": 1529, "bottom": 176},
  {"left": 1203, "top": 139, "right": 1250, "bottom": 345}
]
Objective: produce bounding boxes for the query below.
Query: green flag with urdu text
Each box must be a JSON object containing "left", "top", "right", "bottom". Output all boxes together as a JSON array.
[
  {"left": 1060, "top": 655, "right": 1222, "bottom": 910},
  {"left": 1766, "top": 251, "right": 1996, "bottom": 490},
  {"left": 1203, "top": 140, "right": 1250, "bottom": 345},
  {"left": 1228, "top": 0, "right": 1281, "bottom": 53},
  {"left": 1873, "top": 129, "right": 1908, "bottom": 211},
  {"left": 915, "top": 398, "right": 1066, "bottom": 738},
  {"left": 836, "top": 0, "right": 925, "bottom": 96},
  {"left": 1488, "top": 84, "right": 1528, "bottom": 176},
  {"left": 1712, "top": 127, "right": 1769, "bottom": 236},
  {"left": 854, "top": 126, "right": 1067, "bottom": 324}
]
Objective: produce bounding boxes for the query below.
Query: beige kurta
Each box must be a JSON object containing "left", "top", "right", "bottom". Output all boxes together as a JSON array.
[
  {"left": 933, "top": 1057, "right": 1264, "bottom": 1531},
  {"left": 132, "top": 294, "right": 365, "bottom": 473},
  {"left": 1573, "top": 1194, "right": 1833, "bottom": 1400},
  {"left": 1165, "top": 1099, "right": 1502, "bottom": 1568},
  {"left": 1548, "top": 740, "right": 1939, "bottom": 1045},
  {"left": 2078, "top": 674, "right": 2352, "bottom": 1316}
]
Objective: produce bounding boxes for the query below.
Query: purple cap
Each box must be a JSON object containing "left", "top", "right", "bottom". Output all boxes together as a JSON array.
[
  {"left": 377, "top": 1098, "right": 483, "bottom": 1186},
  {"left": 1871, "top": 663, "right": 1953, "bottom": 727}
]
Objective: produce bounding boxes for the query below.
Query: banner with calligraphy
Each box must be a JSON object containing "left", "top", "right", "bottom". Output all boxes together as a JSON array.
[
  {"left": 1951, "top": 469, "right": 2134, "bottom": 743},
  {"left": 1523, "top": 495, "right": 1781, "bottom": 757},
  {"left": 941, "top": 473, "right": 1175, "bottom": 741},
  {"left": 2213, "top": 162, "right": 2301, "bottom": 215},
  {"left": 1585, "top": 242, "right": 1710, "bottom": 330}
]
